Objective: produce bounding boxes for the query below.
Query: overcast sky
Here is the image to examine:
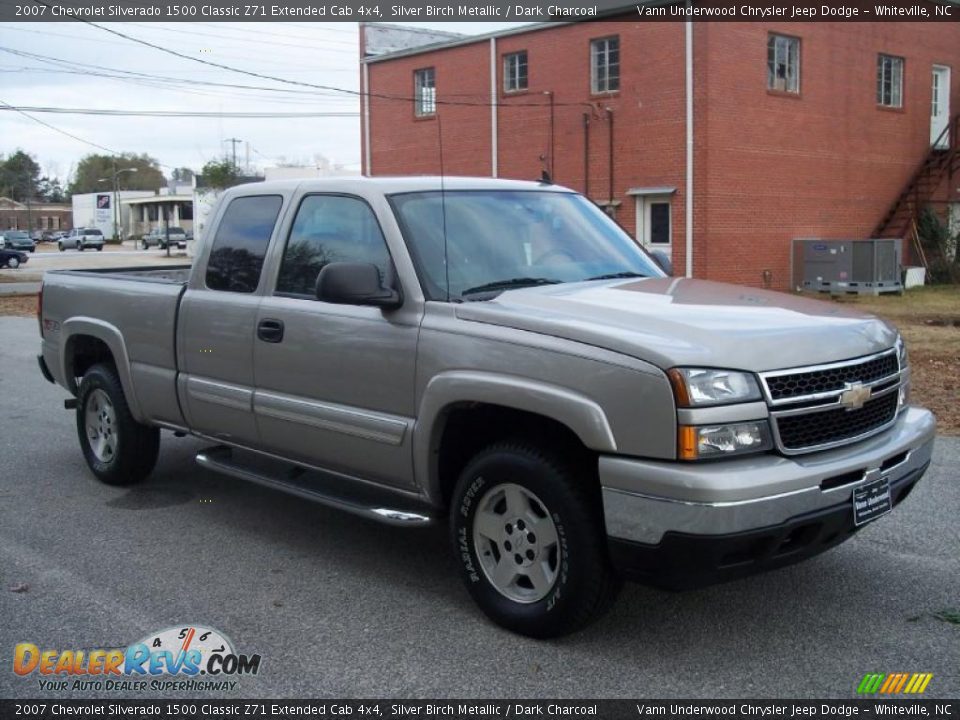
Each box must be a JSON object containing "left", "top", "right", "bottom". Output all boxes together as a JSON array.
[{"left": 0, "top": 21, "right": 521, "bottom": 184}]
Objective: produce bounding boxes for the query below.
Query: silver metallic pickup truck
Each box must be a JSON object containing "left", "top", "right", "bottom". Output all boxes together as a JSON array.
[{"left": 37, "top": 177, "right": 936, "bottom": 637}]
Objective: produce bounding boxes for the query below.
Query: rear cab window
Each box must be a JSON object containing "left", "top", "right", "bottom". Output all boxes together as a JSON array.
[{"left": 205, "top": 195, "right": 283, "bottom": 293}]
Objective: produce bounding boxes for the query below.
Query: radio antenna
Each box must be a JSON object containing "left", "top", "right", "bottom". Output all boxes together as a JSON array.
[{"left": 437, "top": 112, "right": 450, "bottom": 302}]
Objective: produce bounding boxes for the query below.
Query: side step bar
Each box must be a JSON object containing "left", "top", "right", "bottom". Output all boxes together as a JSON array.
[{"left": 195, "top": 446, "right": 437, "bottom": 527}]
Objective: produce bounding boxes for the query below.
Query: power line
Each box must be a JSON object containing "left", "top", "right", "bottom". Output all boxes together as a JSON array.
[
  {"left": 27, "top": 2, "right": 590, "bottom": 111},
  {"left": 0, "top": 47, "right": 358, "bottom": 102},
  {"left": 0, "top": 97, "right": 121, "bottom": 155},
  {"left": 0, "top": 105, "right": 360, "bottom": 118}
]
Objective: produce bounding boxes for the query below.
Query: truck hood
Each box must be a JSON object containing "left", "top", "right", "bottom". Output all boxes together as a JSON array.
[{"left": 455, "top": 278, "right": 897, "bottom": 372}]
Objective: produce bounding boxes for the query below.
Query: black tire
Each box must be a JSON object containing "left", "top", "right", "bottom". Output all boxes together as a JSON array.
[
  {"left": 58, "top": 244, "right": 64, "bottom": 252},
  {"left": 450, "top": 442, "right": 620, "bottom": 638},
  {"left": 96, "top": 246, "right": 103, "bottom": 252},
  {"left": 76, "top": 363, "right": 160, "bottom": 486},
  {"left": 141, "top": 240, "right": 148, "bottom": 250},
  {"left": 78, "top": 243, "right": 85, "bottom": 252}
]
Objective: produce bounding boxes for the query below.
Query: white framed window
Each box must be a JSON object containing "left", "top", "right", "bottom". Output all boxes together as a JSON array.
[
  {"left": 414, "top": 67, "right": 436, "bottom": 117},
  {"left": 877, "top": 54, "right": 904, "bottom": 108},
  {"left": 767, "top": 34, "right": 800, "bottom": 94},
  {"left": 635, "top": 195, "right": 672, "bottom": 250},
  {"left": 590, "top": 37, "right": 619, "bottom": 94},
  {"left": 503, "top": 51, "right": 528, "bottom": 93}
]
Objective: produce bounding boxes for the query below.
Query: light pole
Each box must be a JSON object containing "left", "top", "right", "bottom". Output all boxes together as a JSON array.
[{"left": 98, "top": 165, "right": 137, "bottom": 242}]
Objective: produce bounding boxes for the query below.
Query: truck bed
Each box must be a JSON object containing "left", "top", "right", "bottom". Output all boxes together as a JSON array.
[
  {"left": 40, "top": 265, "right": 193, "bottom": 429},
  {"left": 50, "top": 265, "right": 193, "bottom": 284}
]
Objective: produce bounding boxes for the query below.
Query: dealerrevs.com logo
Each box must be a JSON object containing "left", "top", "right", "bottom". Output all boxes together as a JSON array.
[{"left": 13, "top": 625, "right": 261, "bottom": 692}]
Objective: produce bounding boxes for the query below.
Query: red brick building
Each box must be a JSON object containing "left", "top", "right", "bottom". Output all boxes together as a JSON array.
[{"left": 360, "top": 19, "right": 960, "bottom": 289}]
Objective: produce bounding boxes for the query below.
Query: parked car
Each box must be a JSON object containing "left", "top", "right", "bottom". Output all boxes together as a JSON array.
[
  {"left": 37, "top": 177, "right": 935, "bottom": 638},
  {"left": 52, "top": 231, "right": 69, "bottom": 241},
  {"left": 0, "top": 248, "right": 28, "bottom": 269},
  {"left": 33, "top": 231, "right": 55, "bottom": 243},
  {"left": 59, "top": 228, "right": 105, "bottom": 252},
  {"left": 0, "top": 231, "right": 36, "bottom": 252},
  {"left": 141, "top": 226, "right": 187, "bottom": 250}
]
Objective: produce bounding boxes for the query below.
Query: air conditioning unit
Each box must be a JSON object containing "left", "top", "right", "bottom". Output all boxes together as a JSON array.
[{"left": 793, "top": 239, "right": 903, "bottom": 295}]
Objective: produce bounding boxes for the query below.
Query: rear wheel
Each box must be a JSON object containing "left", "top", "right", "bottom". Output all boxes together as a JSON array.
[
  {"left": 450, "top": 442, "right": 620, "bottom": 638},
  {"left": 58, "top": 243, "right": 64, "bottom": 252},
  {"left": 78, "top": 243, "right": 85, "bottom": 252},
  {"left": 7, "top": 257, "right": 19, "bottom": 269},
  {"left": 96, "top": 246, "right": 103, "bottom": 252},
  {"left": 76, "top": 363, "right": 160, "bottom": 485}
]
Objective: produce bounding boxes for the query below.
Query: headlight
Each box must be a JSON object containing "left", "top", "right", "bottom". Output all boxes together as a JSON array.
[
  {"left": 667, "top": 368, "right": 762, "bottom": 407},
  {"left": 678, "top": 421, "right": 773, "bottom": 460}
]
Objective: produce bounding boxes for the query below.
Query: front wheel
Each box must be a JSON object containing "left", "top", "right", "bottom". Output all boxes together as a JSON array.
[
  {"left": 96, "top": 246, "right": 103, "bottom": 252},
  {"left": 450, "top": 442, "right": 620, "bottom": 638},
  {"left": 76, "top": 363, "right": 160, "bottom": 485},
  {"left": 78, "top": 243, "right": 85, "bottom": 252}
]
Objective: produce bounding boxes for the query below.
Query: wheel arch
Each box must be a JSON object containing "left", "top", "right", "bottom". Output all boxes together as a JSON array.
[
  {"left": 61, "top": 318, "right": 143, "bottom": 422},
  {"left": 415, "top": 371, "right": 616, "bottom": 508}
]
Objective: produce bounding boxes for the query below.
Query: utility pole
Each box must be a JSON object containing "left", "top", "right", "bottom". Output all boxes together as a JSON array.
[{"left": 225, "top": 138, "right": 242, "bottom": 169}]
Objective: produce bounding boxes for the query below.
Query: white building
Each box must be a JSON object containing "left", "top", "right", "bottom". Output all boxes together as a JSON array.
[{"left": 72, "top": 191, "right": 153, "bottom": 239}]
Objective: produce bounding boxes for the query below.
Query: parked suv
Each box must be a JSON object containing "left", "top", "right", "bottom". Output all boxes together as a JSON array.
[
  {"left": 59, "top": 228, "right": 105, "bottom": 252},
  {"left": 0, "top": 231, "right": 36, "bottom": 252},
  {"left": 141, "top": 226, "right": 187, "bottom": 250}
]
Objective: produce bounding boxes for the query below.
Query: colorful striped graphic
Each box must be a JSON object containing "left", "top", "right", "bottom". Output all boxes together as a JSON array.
[{"left": 857, "top": 673, "right": 933, "bottom": 694}]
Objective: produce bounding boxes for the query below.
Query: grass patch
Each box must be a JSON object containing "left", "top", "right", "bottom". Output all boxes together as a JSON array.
[
  {"left": 810, "top": 286, "right": 960, "bottom": 436},
  {"left": 933, "top": 608, "right": 960, "bottom": 625}
]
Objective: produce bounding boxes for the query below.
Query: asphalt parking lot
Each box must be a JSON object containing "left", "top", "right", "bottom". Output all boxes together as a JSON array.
[{"left": 1, "top": 317, "right": 957, "bottom": 700}]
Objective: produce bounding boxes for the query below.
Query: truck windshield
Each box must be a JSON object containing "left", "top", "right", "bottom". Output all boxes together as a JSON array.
[{"left": 389, "top": 190, "right": 664, "bottom": 301}]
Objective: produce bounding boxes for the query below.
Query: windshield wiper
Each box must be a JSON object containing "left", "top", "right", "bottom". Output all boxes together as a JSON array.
[
  {"left": 584, "top": 271, "right": 648, "bottom": 281},
  {"left": 461, "top": 277, "right": 561, "bottom": 297}
]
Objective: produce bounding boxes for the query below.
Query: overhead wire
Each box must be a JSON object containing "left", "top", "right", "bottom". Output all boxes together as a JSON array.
[{"left": 26, "top": 1, "right": 590, "bottom": 110}]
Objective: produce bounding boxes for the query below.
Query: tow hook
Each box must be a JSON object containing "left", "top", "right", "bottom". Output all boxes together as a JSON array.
[{"left": 64, "top": 398, "right": 77, "bottom": 410}]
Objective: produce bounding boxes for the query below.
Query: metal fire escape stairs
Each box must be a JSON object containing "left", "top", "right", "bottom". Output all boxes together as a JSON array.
[{"left": 873, "top": 113, "right": 960, "bottom": 249}]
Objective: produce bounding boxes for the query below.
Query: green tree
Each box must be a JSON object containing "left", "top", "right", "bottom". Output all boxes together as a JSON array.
[
  {"left": 67, "top": 153, "right": 165, "bottom": 196},
  {"left": 171, "top": 167, "right": 195, "bottom": 183},
  {"left": 200, "top": 159, "right": 240, "bottom": 189},
  {"left": 38, "top": 176, "right": 66, "bottom": 203},
  {"left": 0, "top": 149, "right": 41, "bottom": 201}
]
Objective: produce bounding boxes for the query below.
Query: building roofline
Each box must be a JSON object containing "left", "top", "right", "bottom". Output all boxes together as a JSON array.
[{"left": 361, "top": 21, "right": 574, "bottom": 64}]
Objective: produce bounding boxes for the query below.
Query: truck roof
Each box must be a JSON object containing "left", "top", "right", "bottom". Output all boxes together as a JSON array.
[{"left": 222, "top": 176, "right": 575, "bottom": 198}]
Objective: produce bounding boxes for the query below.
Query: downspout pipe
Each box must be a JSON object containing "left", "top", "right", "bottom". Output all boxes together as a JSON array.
[
  {"left": 685, "top": 17, "right": 694, "bottom": 278},
  {"left": 583, "top": 113, "right": 591, "bottom": 196},
  {"left": 606, "top": 108, "right": 614, "bottom": 211},
  {"left": 490, "top": 37, "right": 498, "bottom": 178}
]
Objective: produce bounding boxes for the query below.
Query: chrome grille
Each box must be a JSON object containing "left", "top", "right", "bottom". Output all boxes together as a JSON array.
[
  {"left": 761, "top": 349, "right": 903, "bottom": 454},
  {"left": 775, "top": 392, "right": 899, "bottom": 451},
  {"left": 765, "top": 353, "right": 899, "bottom": 402}
]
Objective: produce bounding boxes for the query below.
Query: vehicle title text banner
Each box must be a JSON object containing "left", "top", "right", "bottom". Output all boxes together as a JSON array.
[{"left": 2, "top": 0, "right": 959, "bottom": 22}]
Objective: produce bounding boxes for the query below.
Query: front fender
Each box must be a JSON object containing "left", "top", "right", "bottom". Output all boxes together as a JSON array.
[
  {"left": 61, "top": 317, "right": 143, "bottom": 422},
  {"left": 414, "top": 370, "right": 617, "bottom": 503}
]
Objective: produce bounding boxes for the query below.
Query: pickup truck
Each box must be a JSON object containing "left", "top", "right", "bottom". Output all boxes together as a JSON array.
[{"left": 37, "top": 177, "right": 936, "bottom": 637}]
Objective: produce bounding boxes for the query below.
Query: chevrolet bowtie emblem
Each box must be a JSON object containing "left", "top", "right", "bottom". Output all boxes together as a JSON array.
[{"left": 840, "top": 382, "right": 872, "bottom": 410}]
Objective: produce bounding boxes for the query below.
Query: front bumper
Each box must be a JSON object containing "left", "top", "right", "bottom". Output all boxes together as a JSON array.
[{"left": 601, "top": 407, "right": 936, "bottom": 587}]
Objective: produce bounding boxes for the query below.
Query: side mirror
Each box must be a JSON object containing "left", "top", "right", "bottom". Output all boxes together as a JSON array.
[
  {"left": 316, "top": 262, "right": 402, "bottom": 309},
  {"left": 651, "top": 249, "right": 673, "bottom": 277}
]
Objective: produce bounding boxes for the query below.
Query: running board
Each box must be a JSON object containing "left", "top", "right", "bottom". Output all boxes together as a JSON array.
[{"left": 195, "top": 446, "right": 437, "bottom": 527}]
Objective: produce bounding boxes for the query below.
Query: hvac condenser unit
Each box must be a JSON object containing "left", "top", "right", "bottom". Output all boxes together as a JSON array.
[{"left": 794, "top": 239, "right": 903, "bottom": 295}]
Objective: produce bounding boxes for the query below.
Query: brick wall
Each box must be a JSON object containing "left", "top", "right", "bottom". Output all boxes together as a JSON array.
[
  {"left": 363, "top": 20, "right": 960, "bottom": 289},
  {"left": 698, "top": 22, "right": 960, "bottom": 288}
]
